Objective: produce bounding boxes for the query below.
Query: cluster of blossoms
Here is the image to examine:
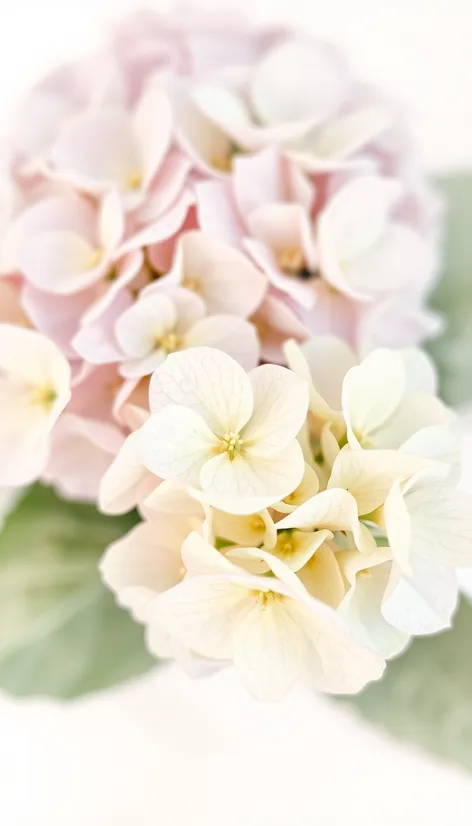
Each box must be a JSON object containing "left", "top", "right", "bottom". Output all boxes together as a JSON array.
[
  {"left": 100, "top": 343, "right": 472, "bottom": 700},
  {"left": 0, "top": 8, "right": 466, "bottom": 699},
  {"left": 0, "top": 7, "right": 441, "bottom": 497}
]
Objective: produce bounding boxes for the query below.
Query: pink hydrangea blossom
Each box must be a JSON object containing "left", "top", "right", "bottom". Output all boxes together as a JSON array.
[{"left": 0, "top": 7, "right": 441, "bottom": 499}]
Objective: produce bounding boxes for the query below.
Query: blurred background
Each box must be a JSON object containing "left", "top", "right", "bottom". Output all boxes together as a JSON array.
[{"left": 1, "top": 1, "right": 472, "bottom": 824}]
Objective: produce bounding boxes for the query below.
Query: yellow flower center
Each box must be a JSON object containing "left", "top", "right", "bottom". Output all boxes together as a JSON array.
[
  {"left": 279, "top": 247, "right": 304, "bottom": 275},
  {"left": 249, "top": 515, "right": 265, "bottom": 532},
  {"left": 126, "top": 170, "right": 143, "bottom": 190},
  {"left": 86, "top": 248, "right": 104, "bottom": 270},
  {"left": 253, "top": 590, "right": 279, "bottom": 608},
  {"left": 183, "top": 277, "right": 200, "bottom": 293},
  {"left": 158, "top": 330, "right": 181, "bottom": 355},
  {"left": 29, "top": 385, "right": 57, "bottom": 409},
  {"left": 210, "top": 141, "right": 241, "bottom": 173},
  {"left": 219, "top": 431, "right": 243, "bottom": 460}
]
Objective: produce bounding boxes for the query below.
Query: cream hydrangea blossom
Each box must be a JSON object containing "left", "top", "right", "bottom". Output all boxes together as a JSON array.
[
  {"left": 138, "top": 347, "right": 309, "bottom": 514},
  {"left": 99, "top": 338, "right": 472, "bottom": 700}
]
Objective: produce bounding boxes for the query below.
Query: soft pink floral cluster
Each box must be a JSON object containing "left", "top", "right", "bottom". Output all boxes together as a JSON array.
[{"left": 0, "top": 8, "right": 442, "bottom": 501}]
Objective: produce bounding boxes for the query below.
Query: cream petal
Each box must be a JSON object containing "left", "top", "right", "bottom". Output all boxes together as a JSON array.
[
  {"left": 286, "top": 595, "right": 386, "bottom": 693},
  {"left": 242, "top": 364, "right": 309, "bottom": 455},
  {"left": 140, "top": 405, "right": 216, "bottom": 487},
  {"left": 149, "top": 347, "right": 254, "bottom": 434},
  {"left": 328, "top": 446, "right": 429, "bottom": 515},
  {"left": 233, "top": 596, "right": 306, "bottom": 702},
  {"left": 0, "top": 323, "right": 71, "bottom": 399},
  {"left": 276, "top": 488, "right": 373, "bottom": 554},
  {"left": 199, "top": 439, "right": 305, "bottom": 515},
  {"left": 150, "top": 575, "right": 250, "bottom": 660},
  {"left": 274, "top": 462, "right": 320, "bottom": 513},
  {"left": 100, "top": 519, "right": 187, "bottom": 622},
  {"left": 0, "top": 381, "right": 51, "bottom": 486},
  {"left": 297, "top": 542, "right": 345, "bottom": 608}
]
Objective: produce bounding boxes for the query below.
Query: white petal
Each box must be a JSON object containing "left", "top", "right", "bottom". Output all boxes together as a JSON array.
[
  {"left": 383, "top": 479, "right": 412, "bottom": 573},
  {"left": 342, "top": 349, "right": 405, "bottom": 448},
  {"left": 199, "top": 439, "right": 305, "bottom": 515},
  {"left": 319, "top": 176, "right": 402, "bottom": 264},
  {"left": 338, "top": 551, "right": 409, "bottom": 658},
  {"left": 382, "top": 558, "right": 458, "bottom": 636},
  {"left": 99, "top": 430, "right": 154, "bottom": 515},
  {"left": 373, "top": 393, "right": 452, "bottom": 450},
  {"left": 400, "top": 348, "right": 438, "bottom": 395},
  {"left": 184, "top": 315, "right": 260, "bottom": 372},
  {"left": 233, "top": 596, "right": 306, "bottom": 701},
  {"left": 401, "top": 482, "right": 472, "bottom": 568},
  {"left": 140, "top": 405, "right": 216, "bottom": 487},
  {"left": 149, "top": 346, "right": 254, "bottom": 435},
  {"left": 115, "top": 293, "right": 177, "bottom": 358},
  {"left": 241, "top": 364, "right": 309, "bottom": 455},
  {"left": 303, "top": 105, "right": 393, "bottom": 161},
  {"left": 250, "top": 38, "right": 349, "bottom": 127},
  {"left": 345, "top": 223, "right": 431, "bottom": 295},
  {"left": 296, "top": 336, "right": 356, "bottom": 410}
]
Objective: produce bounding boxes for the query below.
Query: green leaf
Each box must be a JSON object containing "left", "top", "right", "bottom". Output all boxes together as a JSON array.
[
  {"left": 345, "top": 599, "right": 472, "bottom": 771},
  {"left": 0, "top": 485, "right": 154, "bottom": 699},
  {"left": 427, "top": 175, "right": 472, "bottom": 406}
]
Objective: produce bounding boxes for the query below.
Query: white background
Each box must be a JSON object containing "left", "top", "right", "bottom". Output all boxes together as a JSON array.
[{"left": 0, "top": 1, "right": 472, "bottom": 824}]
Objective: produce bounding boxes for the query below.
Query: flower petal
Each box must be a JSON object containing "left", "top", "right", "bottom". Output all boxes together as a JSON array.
[
  {"left": 242, "top": 364, "right": 309, "bottom": 455},
  {"left": 342, "top": 349, "right": 405, "bottom": 448},
  {"left": 233, "top": 595, "right": 306, "bottom": 701},
  {"left": 199, "top": 439, "right": 305, "bottom": 515},
  {"left": 184, "top": 315, "right": 260, "bottom": 372},
  {"left": 149, "top": 347, "right": 254, "bottom": 434},
  {"left": 140, "top": 405, "right": 216, "bottom": 487}
]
